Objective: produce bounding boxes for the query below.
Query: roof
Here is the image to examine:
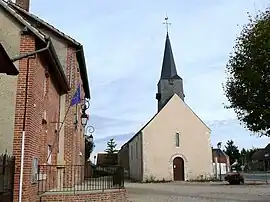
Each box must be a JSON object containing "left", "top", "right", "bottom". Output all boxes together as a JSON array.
[
  {"left": 212, "top": 148, "right": 228, "bottom": 158},
  {"left": 0, "top": 43, "right": 19, "bottom": 75},
  {"left": 251, "top": 144, "right": 270, "bottom": 160},
  {"left": 0, "top": 1, "right": 46, "bottom": 42},
  {"left": 160, "top": 33, "right": 181, "bottom": 80},
  {"left": 7, "top": 1, "right": 90, "bottom": 98},
  {"left": 0, "top": 1, "right": 69, "bottom": 93}
]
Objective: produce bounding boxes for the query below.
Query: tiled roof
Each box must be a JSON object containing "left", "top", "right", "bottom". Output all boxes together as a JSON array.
[
  {"left": 8, "top": 2, "right": 80, "bottom": 46},
  {"left": 0, "top": 0, "right": 70, "bottom": 93},
  {"left": 1, "top": 1, "right": 90, "bottom": 98},
  {"left": 0, "top": 0, "right": 46, "bottom": 42}
]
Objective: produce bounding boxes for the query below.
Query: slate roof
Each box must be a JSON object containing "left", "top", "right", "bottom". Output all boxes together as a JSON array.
[
  {"left": 6, "top": 1, "right": 90, "bottom": 98},
  {"left": 160, "top": 33, "right": 182, "bottom": 80},
  {"left": 0, "top": 43, "right": 19, "bottom": 75}
]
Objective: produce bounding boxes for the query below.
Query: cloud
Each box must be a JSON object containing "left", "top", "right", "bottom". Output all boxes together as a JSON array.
[
  {"left": 30, "top": 0, "right": 270, "bottom": 156},
  {"left": 209, "top": 118, "right": 270, "bottom": 150}
]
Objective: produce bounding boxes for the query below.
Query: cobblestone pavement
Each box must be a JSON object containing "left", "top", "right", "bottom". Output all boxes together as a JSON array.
[{"left": 126, "top": 182, "right": 270, "bottom": 202}]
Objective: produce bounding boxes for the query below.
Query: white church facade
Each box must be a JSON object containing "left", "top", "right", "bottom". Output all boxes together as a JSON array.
[{"left": 118, "top": 32, "right": 213, "bottom": 182}]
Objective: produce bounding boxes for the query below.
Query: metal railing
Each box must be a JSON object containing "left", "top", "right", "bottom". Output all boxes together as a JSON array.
[
  {"left": 37, "top": 164, "right": 124, "bottom": 194},
  {"left": 0, "top": 154, "right": 15, "bottom": 202}
]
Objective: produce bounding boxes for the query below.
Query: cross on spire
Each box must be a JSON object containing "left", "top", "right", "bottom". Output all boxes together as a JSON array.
[{"left": 163, "top": 15, "right": 171, "bottom": 33}]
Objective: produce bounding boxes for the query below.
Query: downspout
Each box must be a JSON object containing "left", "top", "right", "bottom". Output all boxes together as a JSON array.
[
  {"left": 12, "top": 41, "right": 50, "bottom": 202},
  {"left": 11, "top": 41, "right": 50, "bottom": 62}
]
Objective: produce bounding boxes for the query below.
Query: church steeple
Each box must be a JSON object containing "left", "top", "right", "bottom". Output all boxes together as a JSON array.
[
  {"left": 160, "top": 33, "right": 179, "bottom": 79},
  {"left": 156, "top": 19, "right": 184, "bottom": 112}
]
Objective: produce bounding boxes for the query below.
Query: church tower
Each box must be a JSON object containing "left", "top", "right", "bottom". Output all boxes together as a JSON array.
[{"left": 156, "top": 32, "right": 184, "bottom": 112}]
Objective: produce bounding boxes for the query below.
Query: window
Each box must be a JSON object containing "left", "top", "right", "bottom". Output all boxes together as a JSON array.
[
  {"left": 136, "top": 142, "right": 138, "bottom": 159},
  {"left": 47, "top": 145, "right": 52, "bottom": 165},
  {"left": 130, "top": 145, "right": 133, "bottom": 160},
  {"left": 31, "top": 157, "right": 38, "bottom": 184},
  {"left": 175, "top": 133, "right": 180, "bottom": 147}
]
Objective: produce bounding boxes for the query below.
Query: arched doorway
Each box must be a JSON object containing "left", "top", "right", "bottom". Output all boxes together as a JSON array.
[{"left": 173, "top": 157, "right": 184, "bottom": 181}]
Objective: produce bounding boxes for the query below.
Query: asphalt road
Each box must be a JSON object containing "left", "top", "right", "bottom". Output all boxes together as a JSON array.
[{"left": 126, "top": 182, "right": 270, "bottom": 202}]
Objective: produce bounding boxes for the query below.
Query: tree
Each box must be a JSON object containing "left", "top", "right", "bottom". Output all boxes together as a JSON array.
[
  {"left": 224, "top": 140, "right": 240, "bottom": 165},
  {"left": 85, "top": 135, "right": 95, "bottom": 162},
  {"left": 105, "top": 138, "right": 118, "bottom": 154},
  {"left": 223, "top": 8, "right": 270, "bottom": 136}
]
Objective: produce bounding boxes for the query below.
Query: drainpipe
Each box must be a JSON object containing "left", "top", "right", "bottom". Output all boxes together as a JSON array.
[
  {"left": 11, "top": 41, "right": 50, "bottom": 62},
  {"left": 12, "top": 41, "right": 50, "bottom": 202}
]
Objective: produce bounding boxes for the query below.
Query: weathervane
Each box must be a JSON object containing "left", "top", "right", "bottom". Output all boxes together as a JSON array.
[{"left": 163, "top": 15, "right": 171, "bottom": 33}]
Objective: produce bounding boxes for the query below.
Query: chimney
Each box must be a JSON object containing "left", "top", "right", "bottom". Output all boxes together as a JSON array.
[{"left": 15, "top": 0, "right": 30, "bottom": 11}]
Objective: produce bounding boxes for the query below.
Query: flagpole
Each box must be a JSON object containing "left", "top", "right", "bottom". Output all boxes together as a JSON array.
[{"left": 46, "top": 85, "right": 81, "bottom": 162}]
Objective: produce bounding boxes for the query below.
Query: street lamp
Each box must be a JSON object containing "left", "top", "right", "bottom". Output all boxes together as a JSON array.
[
  {"left": 217, "top": 142, "right": 222, "bottom": 181},
  {"left": 89, "top": 134, "right": 93, "bottom": 143},
  {"left": 81, "top": 113, "right": 88, "bottom": 127},
  {"left": 94, "top": 155, "right": 96, "bottom": 165},
  {"left": 81, "top": 99, "right": 90, "bottom": 127},
  {"left": 264, "top": 153, "right": 269, "bottom": 184}
]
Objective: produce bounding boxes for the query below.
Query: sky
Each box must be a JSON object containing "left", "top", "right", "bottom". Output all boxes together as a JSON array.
[{"left": 29, "top": 0, "right": 270, "bottom": 159}]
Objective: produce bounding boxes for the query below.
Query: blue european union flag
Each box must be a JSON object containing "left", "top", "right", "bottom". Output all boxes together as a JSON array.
[{"left": 71, "top": 85, "right": 81, "bottom": 106}]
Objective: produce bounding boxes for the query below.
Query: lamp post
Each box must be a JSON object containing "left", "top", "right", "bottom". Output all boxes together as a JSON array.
[
  {"left": 264, "top": 153, "right": 269, "bottom": 184},
  {"left": 81, "top": 99, "right": 90, "bottom": 128},
  {"left": 94, "top": 155, "right": 96, "bottom": 165},
  {"left": 217, "top": 142, "right": 222, "bottom": 181}
]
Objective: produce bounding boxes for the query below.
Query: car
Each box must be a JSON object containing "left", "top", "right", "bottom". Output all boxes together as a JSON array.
[{"left": 224, "top": 172, "right": 244, "bottom": 185}]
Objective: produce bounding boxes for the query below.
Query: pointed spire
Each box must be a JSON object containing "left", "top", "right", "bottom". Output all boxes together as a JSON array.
[{"left": 160, "top": 33, "right": 178, "bottom": 79}]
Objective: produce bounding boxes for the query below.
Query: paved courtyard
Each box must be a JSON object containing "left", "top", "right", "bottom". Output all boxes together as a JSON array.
[{"left": 126, "top": 182, "right": 270, "bottom": 202}]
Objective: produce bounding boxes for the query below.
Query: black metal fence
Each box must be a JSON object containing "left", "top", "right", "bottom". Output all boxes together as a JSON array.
[
  {"left": 37, "top": 164, "right": 124, "bottom": 194},
  {"left": 0, "top": 154, "right": 15, "bottom": 202}
]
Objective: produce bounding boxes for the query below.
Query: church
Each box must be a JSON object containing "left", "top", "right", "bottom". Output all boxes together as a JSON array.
[{"left": 118, "top": 30, "right": 213, "bottom": 182}]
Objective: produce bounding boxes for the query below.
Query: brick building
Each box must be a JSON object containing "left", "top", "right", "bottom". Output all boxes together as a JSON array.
[
  {"left": 0, "top": 0, "right": 90, "bottom": 201},
  {"left": 212, "top": 148, "right": 230, "bottom": 177}
]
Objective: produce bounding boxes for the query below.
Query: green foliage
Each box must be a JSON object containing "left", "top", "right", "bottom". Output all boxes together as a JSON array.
[
  {"left": 240, "top": 147, "right": 257, "bottom": 165},
  {"left": 223, "top": 140, "right": 240, "bottom": 165},
  {"left": 105, "top": 138, "right": 118, "bottom": 154},
  {"left": 224, "top": 8, "right": 270, "bottom": 136},
  {"left": 85, "top": 135, "right": 95, "bottom": 162}
]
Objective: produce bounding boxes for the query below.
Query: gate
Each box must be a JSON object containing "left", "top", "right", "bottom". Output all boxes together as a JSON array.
[{"left": 0, "top": 154, "right": 15, "bottom": 202}]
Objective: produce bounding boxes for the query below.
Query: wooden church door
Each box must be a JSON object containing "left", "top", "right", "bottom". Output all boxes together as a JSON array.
[{"left": 173, "top": 157, "right": 184, "bottom": 181}]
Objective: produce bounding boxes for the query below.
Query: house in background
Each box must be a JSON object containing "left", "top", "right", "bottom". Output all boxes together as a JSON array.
[
  {"left": 212, "top": 148, "right": 230, "bottom": 178},
  {"left": 118, "top": 32, "right": 213, "bottom": 182},
  {"left": 0, "top": 0, "right": 90, "bottom": 201},
  {"left": 118, "top": 143, "right": 129, "bottom": 177},
  {"left": 251, "top": 144, "right": 270, "bottom": 171},
  {"left": 97, "top": 153, "right": 118, "bottom": 166}
]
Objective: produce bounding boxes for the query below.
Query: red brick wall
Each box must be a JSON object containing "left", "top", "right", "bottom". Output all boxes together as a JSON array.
[
  {"left": 38, "top": 189, "right": 127, "bottom": 202},
  {"left": 62, "top": 46, "right": 86, "bottom": 187},
  {"left": 13, "top": 34, "right": 61, "bottom": 201},
  {"left": 13, "top": 33, "right": 88, "bottom": 200}
]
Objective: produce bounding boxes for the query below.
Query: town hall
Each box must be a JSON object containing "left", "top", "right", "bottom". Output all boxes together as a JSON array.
[{"left": 118, "top": 22, "right": 213, "bottom": 182}]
